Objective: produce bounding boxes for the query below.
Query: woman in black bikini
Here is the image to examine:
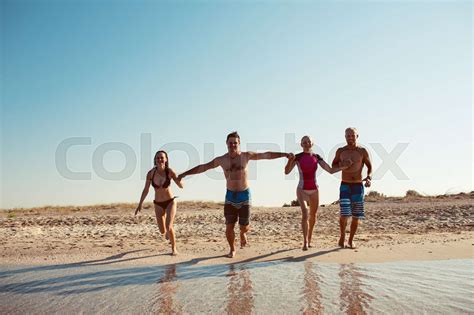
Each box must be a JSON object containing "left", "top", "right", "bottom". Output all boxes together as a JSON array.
[{"left": 135, "top": 150, "right": 183, "bottom": 255}]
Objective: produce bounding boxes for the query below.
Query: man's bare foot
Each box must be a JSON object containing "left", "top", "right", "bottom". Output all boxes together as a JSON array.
[
  {"left": 227, "top": 250, "right": 236, "bottom": 258},
  {"left": 302, "top": 244, "right": 308, "bottom": 251},
  {"left": 308, "top": 243, "right": 313, "bottom": 248},
  {"left": 338, "top": 237, "right": 345, "bottom": 248},
  {"left": 171, "top": 249, "right": 179, "bottom": 256},
  {"left": 240, "top": 233, "right": 248, "bottom": 249},
  {"left": 347, "top": 241, "right": 356, "bottom": 249},
  {"left": 165, "top": 231, "right": 170, "bottom": 240}
]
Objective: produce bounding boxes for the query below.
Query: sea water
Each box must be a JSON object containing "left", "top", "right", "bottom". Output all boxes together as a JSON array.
[{"left": 0, "top": 259, "right": 472, "bottom": 314}]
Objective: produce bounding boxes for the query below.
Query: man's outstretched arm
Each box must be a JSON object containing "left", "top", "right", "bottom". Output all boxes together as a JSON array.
[
  {"left": 248, "top": 151, "right": 292, "bottom": 160},
  {"left": 178, "top": 158, "right": 220, "bottom": 180}
]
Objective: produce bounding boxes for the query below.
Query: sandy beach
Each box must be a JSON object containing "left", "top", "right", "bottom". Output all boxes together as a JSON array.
[{"left": 1, "top": 193, "right": 472, "bottom": 266}]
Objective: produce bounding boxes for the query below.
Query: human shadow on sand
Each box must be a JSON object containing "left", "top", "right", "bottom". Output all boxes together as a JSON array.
[{"left": 0, "top": 247, "right": 341, "bottom": 296}]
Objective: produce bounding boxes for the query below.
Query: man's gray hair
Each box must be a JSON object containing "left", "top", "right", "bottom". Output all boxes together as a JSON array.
[{"left": 345, "top": 127, "right": 358, "bottom": 135}]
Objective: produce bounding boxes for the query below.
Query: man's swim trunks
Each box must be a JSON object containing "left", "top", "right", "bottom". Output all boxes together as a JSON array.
[
  {"left": 224, "top": 189, "right": 251, "bottom": 226},
  {"left": 339, "top": 182, "right": 365, "bottom": 219}
]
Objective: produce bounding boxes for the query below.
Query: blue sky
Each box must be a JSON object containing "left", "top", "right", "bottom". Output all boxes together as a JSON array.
[{"left": 1, "top": 0, "right": 472, "bottom": 208}]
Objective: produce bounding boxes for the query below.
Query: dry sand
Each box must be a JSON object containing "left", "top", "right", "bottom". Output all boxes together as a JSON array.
[{"left": 1, "top": 194, "right": 472, "bottom": 266}]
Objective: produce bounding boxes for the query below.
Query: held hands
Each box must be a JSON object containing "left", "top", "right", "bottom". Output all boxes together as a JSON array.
[
  {"left": 177, "top": 174, "right": 185, "bottom": 182},
  {"left": 287, "top": 153, "right": 295, "bottom": 160},
  {"left": 134, "top": 205, "right": 142, "bottom": 216},
  {"left": 175, "top": 174, "right": 184, "bottom": 188},
  {"left": 363, "top": 176, "right": 372, "bottom": 188}
]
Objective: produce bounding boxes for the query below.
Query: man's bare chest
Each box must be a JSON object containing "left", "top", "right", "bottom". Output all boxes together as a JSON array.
[
  {"left": 222, "top": 158, "right": 247, "bottom": 173},
  {"left": 341, "top": 150, "right": 363, "bottom": 164}
]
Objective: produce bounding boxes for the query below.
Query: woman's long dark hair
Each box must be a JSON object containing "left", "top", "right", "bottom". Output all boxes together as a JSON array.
[{"left": 154, "top": 150, "right": 171, "bottom": 188}]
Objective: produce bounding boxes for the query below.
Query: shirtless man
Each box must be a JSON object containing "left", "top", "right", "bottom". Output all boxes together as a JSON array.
[
  {"left": 178, "top": 131, "right": 292, "bottom": 258},
  {"left": 332, "top": 127, "right": 372, "bottom": 249}
]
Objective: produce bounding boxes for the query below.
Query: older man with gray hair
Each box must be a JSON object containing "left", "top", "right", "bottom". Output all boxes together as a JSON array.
[{"left": 332, "top": 127, "right": 372, "bottom": 249}]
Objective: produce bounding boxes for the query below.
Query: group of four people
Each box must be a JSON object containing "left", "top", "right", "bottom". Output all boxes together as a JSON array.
[{"left": 135, "top": 127, "right": 372, "bottom": 258}]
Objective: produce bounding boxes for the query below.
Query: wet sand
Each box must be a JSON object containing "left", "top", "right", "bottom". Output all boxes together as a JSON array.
[{"left": 1, "top": 194, "right": 472, "bottom": 266}]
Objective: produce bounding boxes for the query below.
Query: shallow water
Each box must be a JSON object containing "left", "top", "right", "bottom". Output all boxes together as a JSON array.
[{"left": 0, "top": 258, "right": 472, "bottom": 314}]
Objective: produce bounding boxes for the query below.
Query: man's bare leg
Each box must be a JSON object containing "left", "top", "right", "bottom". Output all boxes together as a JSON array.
[
  {"left": 339, "top": 216, "right": 348, "bottom": 248},
  {"left": 240, "top": 224, "right": 250, "bottom": 248},
  {"left": 347, "top": 217, "right": 359, "bottom": 249},
  {"left": 226, "top": 223, "right": 236, "bottom": 258},
  {"left": 307, "top": 191, "right": 319, "bottom": 248}
]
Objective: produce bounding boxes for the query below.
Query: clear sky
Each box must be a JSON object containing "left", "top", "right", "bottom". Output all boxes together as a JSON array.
[{"left": 1, "top": 0, "right": 472, "bottom": 209}]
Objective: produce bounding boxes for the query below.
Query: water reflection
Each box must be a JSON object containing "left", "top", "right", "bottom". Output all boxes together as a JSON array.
[
  {"left": 339, "top": 263, "right": 373, "bottom": 315},
  {"left": 1, "top": 259, "right": 471, "bottom": 314},
  {"left": 151, "top": 264, "right": 182, "bottom": 314},
  {"left": 301, "top": 261, "right": 324, "bottom": 315},
  {"left": 225, "top": 264, "right": 254, "bottom": 315}
]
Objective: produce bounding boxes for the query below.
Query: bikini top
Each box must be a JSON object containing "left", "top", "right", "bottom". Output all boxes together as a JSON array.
[{"left": 151, "top": 167, "right": 171, "bottom": 189}]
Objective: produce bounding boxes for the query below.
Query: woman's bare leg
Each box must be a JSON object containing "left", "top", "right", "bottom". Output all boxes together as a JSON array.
[
  {"left": 154, "top": 204, "right": 166, "bottom": 235},
  {"left": 307, "top": 190, "right": 319, "bottom": 248},
  {"left": 165, "top": 200, "right": 178, "bottom": 255},
  {"left": 297, "top": 188, "right": 309, "bottom": 251}
]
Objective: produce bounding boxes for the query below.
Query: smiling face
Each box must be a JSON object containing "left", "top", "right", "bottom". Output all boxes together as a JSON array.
[
  {"left": 155, "top": 152, "right": 167, "bottom": 166},
  {"left": 345, "top": 128, "right": 358, "bottom": 146},
  {"left": 300, "top": 136, "right": 313, "bottom": 151},
  {"left": 226, "top": 137, "right": 240, "bottom": 154}
]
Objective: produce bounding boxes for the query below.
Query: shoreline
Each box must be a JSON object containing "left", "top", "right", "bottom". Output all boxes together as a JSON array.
[
  {"left": 1, "top": 232, "right": 472, "bottom": 266},
  {"left": 1, "top": 196, "right": 472, "bottom": 266}
]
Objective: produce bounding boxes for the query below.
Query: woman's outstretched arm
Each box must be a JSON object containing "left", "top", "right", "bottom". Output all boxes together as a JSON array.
[
  {"left": 318, "top": 158, "right": 352, "bottom": 174},
  {"left": 169, "top": 168, "right": 184, "bottom": 189},
  {"left": 135, "top": 170, "right": 152, "bottom": 215},
  {"left": 284, "top": 154, "right": 297, "bottom": 174}
]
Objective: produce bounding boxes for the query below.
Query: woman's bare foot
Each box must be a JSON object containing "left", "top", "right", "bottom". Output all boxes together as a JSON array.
[
  {"left": 302, "top": 244, "right": 308, "bottom": 251},
  {"left": 171, "top": 248, "right": 179, "bottom": 256},
  {"left": 227, "top": 250, "right": 236, "bottom": 258},
  {"left": 347, "top": 241, "right": 356, "bottom": 249},
  {"left": 165, "top": 231, "right": 170, "bottom": 240}
]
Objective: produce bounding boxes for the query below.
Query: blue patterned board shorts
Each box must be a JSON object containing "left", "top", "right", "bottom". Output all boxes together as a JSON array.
[
  {"left": 224, "top": 189, "right": 251, "bottom": 226},
  {"left": 339, "top": 182, "right": 365, "bottom": 219}
]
